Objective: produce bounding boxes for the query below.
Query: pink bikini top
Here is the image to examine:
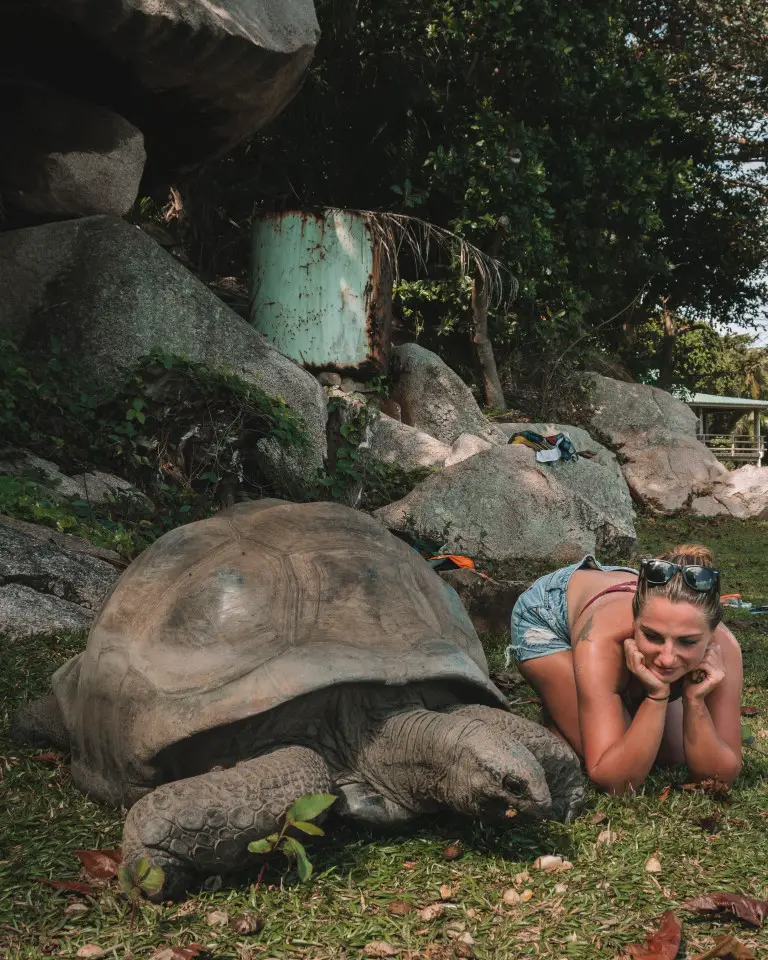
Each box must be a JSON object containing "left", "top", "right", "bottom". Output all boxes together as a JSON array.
[{"left": 578, "top": 580, "right": 637, "bottom": 619}]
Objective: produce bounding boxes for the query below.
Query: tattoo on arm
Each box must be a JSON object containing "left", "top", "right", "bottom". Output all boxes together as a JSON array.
[{"left": 575, "top": 614, "right": 594, "bottom": 645}]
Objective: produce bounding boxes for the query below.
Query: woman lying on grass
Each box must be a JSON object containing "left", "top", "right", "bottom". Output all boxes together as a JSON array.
[{"left": 507, "top": 545, "right": 743, "bottom": 794}]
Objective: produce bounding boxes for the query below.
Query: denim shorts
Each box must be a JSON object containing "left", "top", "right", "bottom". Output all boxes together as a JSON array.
[{"left": 506, "top": 555, "right": 638, "bottom": 665}]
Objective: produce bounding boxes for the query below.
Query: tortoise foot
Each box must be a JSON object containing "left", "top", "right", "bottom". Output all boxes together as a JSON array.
[{"left": 122, "top": 746, "right": 332, "bottom": 900}]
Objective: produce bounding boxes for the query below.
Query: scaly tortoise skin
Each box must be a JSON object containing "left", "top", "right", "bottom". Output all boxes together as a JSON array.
[{"left": 13, "top": 499, "right": 585, "bottom": 899}]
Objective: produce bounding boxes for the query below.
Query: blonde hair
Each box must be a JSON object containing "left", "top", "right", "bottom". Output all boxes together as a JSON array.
[{"left": 632, "top": 543, "right": 721, "bottom": 629}]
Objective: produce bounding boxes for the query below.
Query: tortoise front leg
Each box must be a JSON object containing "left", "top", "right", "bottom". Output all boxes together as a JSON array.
[
  {"left": 122, "top": 745, "right": 332, "bottom": 901},
  {"left": 11, "top": 693, "right": 70, "bottom": 751}
]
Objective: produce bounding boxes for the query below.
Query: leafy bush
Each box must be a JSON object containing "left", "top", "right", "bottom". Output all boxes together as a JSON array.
[{"left": 0, "top": 334, "right": 313, "bottom": 555}]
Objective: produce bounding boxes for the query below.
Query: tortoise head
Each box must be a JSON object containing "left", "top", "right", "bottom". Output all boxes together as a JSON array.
[{"left": 462, "top": 737, "right": 553, "bottom": 822}]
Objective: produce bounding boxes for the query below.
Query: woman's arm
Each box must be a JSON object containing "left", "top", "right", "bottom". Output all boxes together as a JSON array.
[
  {"left": 573, "top": 633, "right": 671, "bottom": 795},
  {"left": 682, "top": 627, "right": 743, "bottom": 784}
]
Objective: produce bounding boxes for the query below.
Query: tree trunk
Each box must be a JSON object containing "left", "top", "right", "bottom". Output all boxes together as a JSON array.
[
  {"left": 656, "top": 298, "right": 676, "bottom": 390},
  {"left": 471, "top": 271, "right": 507, "bottom": 413}
]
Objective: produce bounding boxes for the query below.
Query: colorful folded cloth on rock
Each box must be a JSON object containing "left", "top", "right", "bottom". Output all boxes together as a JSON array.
[{"left": 508, "top": 430, "right": 579, "bottom": 464}]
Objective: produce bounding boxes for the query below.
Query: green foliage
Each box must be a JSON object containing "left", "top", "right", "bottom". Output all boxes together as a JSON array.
[
  {"left": 318, "top": 398, "right": 432, "bottom": 510},
  {"left": 0, "top": 476, "right": 144, "bottom": 558},
  {"left": 117, "top": 857, "right": 165, "bottom": 902},
  {"left": 247, "top": 793, "right": 337, "bottom": 882},
  {"left": 0, "top": 333, "right": 313, "bottom": 556},
  {"left": 621, "top": 320, "right": 768, "bottom": 399},
  {"left": 175, "top": 0, "right": 768, "bottom": 389}
]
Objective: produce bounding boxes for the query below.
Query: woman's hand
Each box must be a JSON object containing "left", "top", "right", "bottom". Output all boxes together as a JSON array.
[
  {"left": 684, "top": 641, "right": 726, "bottom": 701},
  {"left": 623, "top": 638, "right": 670, "bottom": 699}
]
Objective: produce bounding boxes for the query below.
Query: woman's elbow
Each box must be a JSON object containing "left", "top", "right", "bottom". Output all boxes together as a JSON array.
[
  {"left": 691, "top": 757, "right": 742, "bottom": 787},
  {"left": 586, "top": 765, "right": 637, "bottom": 797}
]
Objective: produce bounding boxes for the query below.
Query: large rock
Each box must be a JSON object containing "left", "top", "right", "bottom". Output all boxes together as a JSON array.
[
  {"left": 391, "top": 343, "right": 508, "bottom": 447},
  {"left": 579, "top": 373, "right": 699, "bottom": 439},
  {"left": 371, "top": 414, "right": 451, "bottom": 471},
  {"left": 495, "top": 422, "right": 618, "bottom": 472},
  {"left": 371, "top": 416, "right": 495, "bottom": 473},
  {"left": 444, "top": 433, "right": 494, "bottom": 467},
  {"left": 691, "top": 465, "right": 768, "bottom": 520},
  {"left": 0, "top": 0, "right": 319, "bottom": 181},
  {"left": 0, "top": 448, "right": 152, "bottom": 510},
  {"left": 1, "top": 0, "right": 319, "bottom": 182},
  {"left": 375, "top": 444, "right": 636, "bottom": 567},
  {"left": 0, "top": 84, "right": 145, "bottom": 222},
  {"left": 574, "top": 374, "right": 727, "bottom": 514},
  {"left": 0, "top": 522, "right": 119, "bottom": 638},
  {"left": 0, "top": 514, "right": 123, "bottom": 568},
  {"left": 0, "top": 216, "right": 327, "bottom": 470}
]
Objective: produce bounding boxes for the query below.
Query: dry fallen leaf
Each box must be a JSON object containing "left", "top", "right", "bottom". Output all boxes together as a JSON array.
[
  {"left": 443, "top": 842, "right": 463, "bottom": 861},
  {"left": 645, "top": 854, "right": 662, "bottom": 874},
  {"left": 532, "top": 855, "right": 573, "bottom": 873},
  {"left": 64, "top": 902, "right": 90, "bottom": 916},
  {"left": 514, "top": 870, "right": 530, "bottom": 886},
  {"left": 454, "top": 941, "right": 475, "bottom": 959},
  {"left": 387, "top": 900, "right": 413, "bottom": 916},
  {"left": 683, "top": 779, "right": 731, "bottom": 801},
  {"left": 658, "top": 785, "right": 672, "bottom": 802},
  {"left": 419, "top": 903, "right": 446, "bottom": 921},
  {"left": 623, "top": 909, "right": 682, "bottom": 959},
  {"left": 205, "top": 909, "right": 229, "bottom": 927},
  {"left": 75, "top": 849, "right": 123, "bottom": 881},
  {"left": 502, "top": 888, "right": 521, "bottom": 906},
  {"left": 680, "top": 892, "right": 768, "bottom": 928},
  {"left": 149, "top": 947, "right": 206, "bottom": 960},
  {"left": 691, "top": 933, "right": 756, "bottom": 959},
  {"left": 596, "top": 826, "right": 615, "bottom": 847},
  {"left": 520, "top": 889, "right": 534, "bottom": 903},
  {"left": 33, "top": 878, "right": 97, "bottom": 896},
  {"left": 229, "top": 912, "right": 262, "bottom": 935},
  {"left": 590, "top": 811, "right": 607, "bottom": 825},
  {"left": 403, "top": 860, "right": 417, "bottom": 870},
  {"left": 439, "top": 884, "right": 454, "bottom": 900},
  {"left": 363, "top": 942, "right": 400, "bottom": 958},
  {"left": 76, "top": 947, "right": 105, "bottom": 959},
  {"left": 740, "top": 706, "right": 759, "bottom": 717},
  {"left": 554, "top": 882, "right": 568, "bottom": 894}
]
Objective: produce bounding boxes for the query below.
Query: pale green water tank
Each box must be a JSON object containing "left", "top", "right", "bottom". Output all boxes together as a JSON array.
[{"left": 249, "top": 209, "right": 392, "bottom": 372}]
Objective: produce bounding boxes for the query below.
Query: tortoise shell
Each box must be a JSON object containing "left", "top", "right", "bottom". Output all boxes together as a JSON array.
[{"left": 53, "top": 500, "right": 506, "bottom": 803}]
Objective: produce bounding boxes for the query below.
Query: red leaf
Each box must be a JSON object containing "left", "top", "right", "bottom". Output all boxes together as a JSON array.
[
  {"left": 682, "top": 779, "right": 731, "bottom": 801},
  {"left": 623, "top": 911, "right": 682, "bottom": 959},
  {"left": 33, "top": 878, "right": 98, "bottom": 895},
  {"left": 740, "top": 706, "right": 759, "bottom": 717},
  {"left": 658, "top": 785, "right": 672, "bottom": 801},
  {"left": 680, "top": 893, "right": 768, "bottom": 928},
  {"left": 691, "top": 934, "right": 756, "bottom": 959},
  {"left": 33, "top": 753, "right": 61, "bottom": 764},
  {"left": 75, "top": 849, "right": 123, "bottom": 880},
  {"left": 443, "top": 842, "right": 463, "bottom": 860}
]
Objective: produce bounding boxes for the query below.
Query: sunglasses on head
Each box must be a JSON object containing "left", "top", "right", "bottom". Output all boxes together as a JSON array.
[{"left": 640, "top": 559, "right": 720, "bottom": 593}]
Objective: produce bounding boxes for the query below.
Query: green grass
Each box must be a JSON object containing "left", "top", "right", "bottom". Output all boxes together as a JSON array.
[{"left": 2, "top": 517, "right": 768, "bottom": 959}]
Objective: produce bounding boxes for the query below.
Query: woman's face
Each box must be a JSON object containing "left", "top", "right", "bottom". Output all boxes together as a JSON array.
[{"left": 633, "top": 595, "right": 713, "bottom": 683}]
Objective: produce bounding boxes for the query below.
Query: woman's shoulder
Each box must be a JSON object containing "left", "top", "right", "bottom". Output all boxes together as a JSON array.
[
  {"left": 715, "top": 622, "right": 743, "bottom": 658},
  {"left": 568, "top": 568, "right": 637, "bottom": 639}
]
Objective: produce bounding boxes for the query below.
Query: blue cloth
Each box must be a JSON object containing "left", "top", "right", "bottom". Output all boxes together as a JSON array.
[{"left": 506, "top": 555, "right": 638, "bottom": 665}]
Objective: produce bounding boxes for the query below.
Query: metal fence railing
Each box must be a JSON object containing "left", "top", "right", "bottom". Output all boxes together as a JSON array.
[{"left": 698, "top": 433, "right": 763, "bottom": 465}]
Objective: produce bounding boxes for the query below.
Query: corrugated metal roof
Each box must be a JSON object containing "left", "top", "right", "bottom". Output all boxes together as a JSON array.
[{"left": 689, "top": 392, "right": 768, "bottom": 408}]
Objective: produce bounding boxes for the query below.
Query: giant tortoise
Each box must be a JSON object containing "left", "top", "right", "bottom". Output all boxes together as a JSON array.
[{"left": 13, "top": 500, "right": 585, "bottom": 899}]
